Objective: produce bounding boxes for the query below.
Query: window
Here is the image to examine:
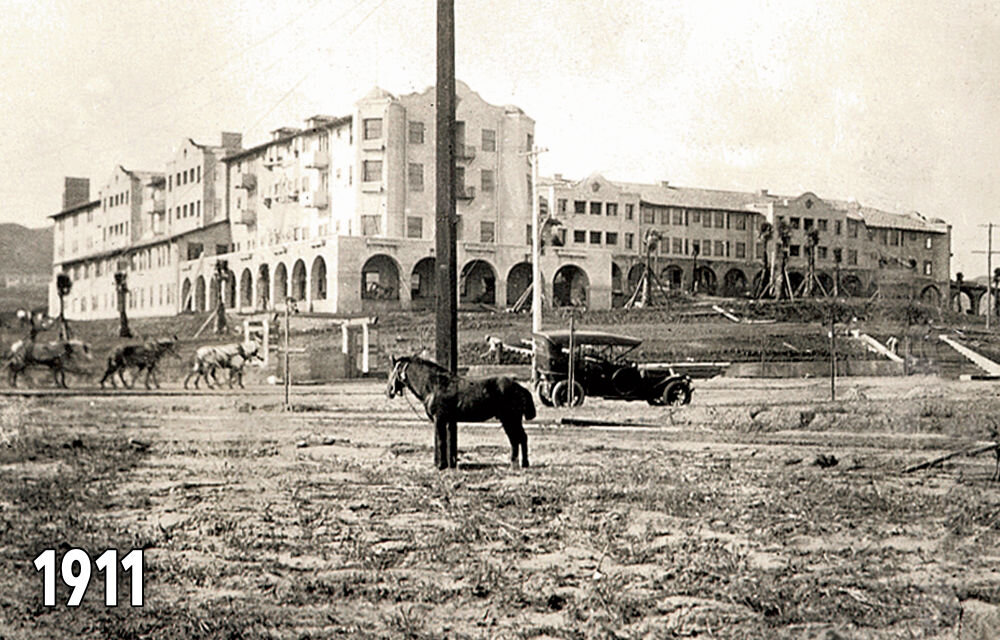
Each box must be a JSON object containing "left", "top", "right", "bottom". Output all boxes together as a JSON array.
[
  {"left": 835, "top": 220, "right": 842, "bottom": 235},
  {"left": 804, "top": 218, "right": 814, "bottom": 231},
  {"left": 363, "top": 118, "right": 383, "bottom": 140},
  {"left": 197, "top": 166, "right": 201, "bottom": 183},
  {"left": 625, "top": 204, "right": 634, "bottom": 220},
  {"left": 834, "top": 248, "right": 843, "bottom": 263},
  {"left": 890, "top": 230, "right": 900, "bottom": 246},
  {"left": 660, "top": 210, "right": 670, "bottom": 225},
  {"left": 715, "top": 212, "right": 725, "bottom": 228},
  {"left": 606, "top": 203, "right": 618, "bottom": 216},
  {"left": 701, "top": 241, "right": 710, "bottom": 257},
  {"left": 924, "top": 261, "right": 933, "bottom": 275},
  {"left": 673, "top": 238, "right": 683, "bottom": 254},
  {"left": 735, "top": 242, "right": 746, "bottom": 258},
  {"left": 880, "top": 229, "right": 888, "bottom": 245},
  {"left": 481, "top": 129, "right": 496, "bottom": 152},
  {"left": 817, "top": 219, "right": 827, "bottom": 232},
  {"left": 363, "top": 160, "right": 382, "bottom": 182},
  {"left": 168, "top": 176, "right": 172, "bottom": 190},
  {"left": 408, "top": 121, "right": 424, "bottom": 144},
  {"left": 573, "top": 230, "right": 586, "bottom": 243},
  {"left": 849, "top": 220, "right": 858, "bottom": 237},
  {"left": 734, "top": 215, "right": 746, "bottom": 230},
  {"left": 790, "top": 217, "right": 800, "bottom": 229},
  {"left": 590, "top": 202, "right": 602, "bottom": 215},
  {"left": 673, "top": 209, "right": 684, "bottom": 225},
  {"left": 925, "top": 237, "right": 932, "bottom": 249},
  {"left": 715, "top": 240, "right": 724, "bottom": 256},
  {"left": 407, "top": 217, "right": 423, "bottom": 238},
  {"left": 479, "top": 221, "right": 495, "bottom": 243},
  {"left": 703, "top": 212, "right": 712, "bottom": 228},
  {"left": 691, "top": 240, "right": 701, "bottom": 256},
  {"left": 642, "top": 209, "right": 655, "bottom": 224},
  {"left": 408, "top": 163, "right": 423, "bottom": 191},
  {"left": 691, "top": 210, "right": 701, "bottom": 224},
  {"left": 589, "top": 231, "right": 601, "bottom": 245},
  {"left": 606, "top": 232, "right": 618, "bottom": 245},
  {"left": 526, "top": 224, "right": 533, "bottom": 245},
  {"left": 848, "top": 249, "right": 857, "bottom": 265},
  {"left": 817, "top": 246, "right": 828, "bottom": 260},
  {"left": 789, "top": 245, "right": 800, "bottom": 257},
  {"left": 574, "top": 200, "right": 586, "bottom": 214},
  {"left": 625, "top": 233, "right": 634, "bottom": 250},
  {"left": 481, "top": 169, "right": 495, "bottom": 192},
  {"left": 558, "top": 199, "right": 567, "bottom": 214}
]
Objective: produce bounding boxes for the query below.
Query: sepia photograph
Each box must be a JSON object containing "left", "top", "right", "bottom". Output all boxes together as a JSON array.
[{"left": 1, "top": 0, "right": 999, "bottom": 637}]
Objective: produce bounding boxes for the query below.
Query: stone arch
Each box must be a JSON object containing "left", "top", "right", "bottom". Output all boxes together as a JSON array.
[
  {"left": 410, "top": 257, "right": 436, "bottom": 307},
  {"left": 919, "top": 284, "right": 941, "bottom": 306},
  {"left": 273, "top": 263, "right": 288, "bottom": 303},
  {"left": 209, "top": 275, "right": 220, "bottom": 310},
  {"left": 816, "top": 272, "right": 835, "bottom": 296},
  {"left": 694, "top": 265, "right": 718, "bottom": 295},
  {"left": 225, "top": 269, "right": 237, "bottom": 308},
  {"left": 460, "top": 259, "right": 497, "bottom": 305},
  {"left": 362, "top": 254, "right": 401, "bottom": 301},
  {"left": 627, "top": 263, "right": 645, "bottom": 295},
  {"left": 310, "top": 256, "right": 327, "bottom": 300},
  {"left": 786, "top": 271, "right": 804, "bottom": 296},
  {"left": 660, "top": 265, "right": 683, "bottom": 290},
  {"left": 240, "top": 269, "right": 253, "bottom": 308},
  {"left": 195, "top": 275, "right": 207, "bottom": 312},
  {"left": 840, "top": 273, "right": 863, "bottom": 297},
  {"left": 506, "top": 262, "right": 532, "bottom": 307},
  {"left": 956, "top": 290, "right": 975, "bottom": 314},
  {"left": 181, "top": 278, "right": 192, "bottom": 312},
  {"left": 722, "top": 268, "right": 748, "bottom": 297},
  {"left": 553, "top": 264, "right": 589, "bottom": 307},
  {"left": 257, "top": 264, "right": 270, "bottom": 309},
  {"left": 291, "top": 259, "right": 307, "bottom": 301},
  {"left": 612, "top": 263, "right": 625, "bottom": 308}
]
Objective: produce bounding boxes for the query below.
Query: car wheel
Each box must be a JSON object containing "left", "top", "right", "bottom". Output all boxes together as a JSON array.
[
  {"left": 661, "top": 381, "right": 691, "bottom": 407},
  {"left": 551, "top": 380, "right": 585, "bottom": 408},
  {"left": 535, "top": 379, "right": 553, "bottom": 407}
]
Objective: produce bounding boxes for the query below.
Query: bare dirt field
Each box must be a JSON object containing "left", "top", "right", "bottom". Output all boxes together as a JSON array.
[{"left": 3, "top": 374, "right": 1000, "bottom": 638}]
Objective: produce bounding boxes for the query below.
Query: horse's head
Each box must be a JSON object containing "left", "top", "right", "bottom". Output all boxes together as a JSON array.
[
  {"left": 386, "top": 355, "right": 409, "bottom": 399},
  {"left": 160, "top": 337, "right": 182, "bottom": 359},
  {"left": 243, "top": 340, "right": 263, "bottom": 361},
  {"left": 66, "top": 340, "right": 93, "bottom": 361}
]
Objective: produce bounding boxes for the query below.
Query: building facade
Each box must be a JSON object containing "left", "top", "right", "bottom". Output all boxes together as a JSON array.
[{"left": 49, "top": 82, "right": 952, "bottom": 320}]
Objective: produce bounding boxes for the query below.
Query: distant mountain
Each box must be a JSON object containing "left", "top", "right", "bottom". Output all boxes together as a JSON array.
[{"left": 0, "top": 224, "right": 52, "bottom": 277}]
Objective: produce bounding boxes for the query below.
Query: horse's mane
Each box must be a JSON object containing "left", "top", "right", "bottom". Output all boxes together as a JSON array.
[{"left": 399, "top": 356, "right": 457, "bottom": 386}]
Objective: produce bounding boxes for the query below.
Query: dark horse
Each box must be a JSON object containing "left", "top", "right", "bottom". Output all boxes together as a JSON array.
[{"left": 387, "top": 355, "right": 535, "bottom": 469}]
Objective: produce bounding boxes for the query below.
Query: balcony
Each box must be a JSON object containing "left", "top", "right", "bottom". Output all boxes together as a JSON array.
[
  {"left": 303, "top": 150, "right": 329, "bottom": 169},
  {"left": 300, "top": 190, "right": 328, "bottom": 209},
  {"left": 455, "top": 144, "right": 476, "bottom": 161},
  {"left": 456, "top": 185, "right": 476, "bottom": 200},
  {"left": 235, "top": 173, "right": 257, "bottom": 190},
  {"left": 234, "top": 206, "right": 256, "bottom": 225},
  {"left": 141, "top": 197, "right": 165, "bottom": 215}
]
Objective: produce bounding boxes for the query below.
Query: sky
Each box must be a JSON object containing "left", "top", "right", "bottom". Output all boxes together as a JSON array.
[{"left": 1, "top": 0, "right": 998, "bottom": 277}]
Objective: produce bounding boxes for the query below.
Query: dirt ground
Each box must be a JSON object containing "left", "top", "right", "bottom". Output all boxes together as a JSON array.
[{"left": 3, "top": 374, "right": 1000, "bottom": 639}]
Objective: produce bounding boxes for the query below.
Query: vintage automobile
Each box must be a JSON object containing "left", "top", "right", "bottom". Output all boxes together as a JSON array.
[{"left": 532, "top": 330, "right": 694, "bottom": 408}]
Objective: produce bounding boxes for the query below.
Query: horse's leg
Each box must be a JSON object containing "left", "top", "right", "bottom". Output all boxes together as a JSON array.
[
  {"left": 500, "top": 417, "right": 520, "bottom": 469},
  {"left": 144, "top": 366, "right": 153, "bottom": 390},
  {"left": 434, "top": 413, "right": 450, "bottom": 470}
]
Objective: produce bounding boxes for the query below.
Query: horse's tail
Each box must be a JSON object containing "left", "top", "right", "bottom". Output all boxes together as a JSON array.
[{"left": 517, "top": 382, "right": 536, "bottom": 421}]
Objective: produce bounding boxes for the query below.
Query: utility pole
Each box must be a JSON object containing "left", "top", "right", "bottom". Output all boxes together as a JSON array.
[
  {"left": 524, "top": 145, "right": 548, "bottom": 383},
  {"left": 973, "top": 223, "right": 1000, "bottom": 329},
  {"left": 435, "top": 0, "right": 458, "bottom": 469}
]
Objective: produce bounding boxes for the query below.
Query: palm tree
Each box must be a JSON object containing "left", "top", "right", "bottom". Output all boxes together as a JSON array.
[
  {"left": 805, "top": 228, "right": 821, "bottom": 296},
  {"left": 755, "top": 221, "right": 773, "bottom": 298}
]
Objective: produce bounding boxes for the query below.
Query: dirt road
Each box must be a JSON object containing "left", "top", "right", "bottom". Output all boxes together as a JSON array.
[{"left": 2, "top": 374, "right": 1000, "bottom": 638}]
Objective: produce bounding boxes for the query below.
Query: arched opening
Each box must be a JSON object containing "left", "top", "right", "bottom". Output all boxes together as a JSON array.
[
  {"left": 919, "top": 284, "right": 941, "bottom": 306},
  {"left": 506, "top": 262, "right": 532, "bottom": 307},
  {"left": 257, "top": 264, "right": 270, "bottom": 309},
  {"left": 956, "top": 290, "right": 975, "bottom": 314},
  {"left": 273, "top": 263, "right": 288, "bottom": 303},
  {"left": 611, "top": 263, "right": 624, "bottom": 308},
  {"left": 181, "top": 278, "right": 192, "bottom": 312},
  {"left": 722, "top": 268, "right": 748, "bottom": 297},
  {"left": 694, "top": 265, "right": 718, "bottom": 295},
  {"left": 840, "top": 274, "right": 863, "bottom": 297},
  {"left": 240, "top": 269, "right": 253, "bottom": 308},
  {"left": 209, "top": 275, "right": 220, "bottom": 310},
  {"left": 553, "top": 264, "right": 589, "bottom": 307},
  {"left": 310, "top": 256, "right": 327, "bottom": 300},
  {"left": 816, "top": 272, "right": 835, "bottom": 296},
  {"left": 225, "top": 269, "right": 237, "bottom": 308},
  {"left": 361, "top": 254, "right": 401, "bottom": 301},
  {"left": 195, "top": 276, "right": 207, "bottom": 312},
  {"left": 291, "top": 259, "right": 307, "bottom": 301},
  {"left": 460, "top": 259, "right": 497, "bottom": 305},
  {"left": 410, "top": 257, "right": 436, "bottom": 308},
  {"left": 786, "top": 271, "right": 804, "bottom": 296},
  {"left": 660, "top": 265, "right": 683, "bottom": 290},
  {"left": 627, "top": 263, "right": 644, "bottom": 296}
]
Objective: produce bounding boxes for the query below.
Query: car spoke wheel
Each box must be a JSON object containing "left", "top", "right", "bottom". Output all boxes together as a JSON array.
[
  {"left": 662, "top": 381, "right": 692, "bottom": 407},
  {"left": 535, "top": 379, "right": 554, "bottom": 407},
  {"left": 551, "top": 380, "right": 585, "bottom": 408}
]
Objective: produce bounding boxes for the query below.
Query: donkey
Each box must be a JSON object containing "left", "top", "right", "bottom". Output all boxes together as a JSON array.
[
  {"left": 100, "top": 336, "right": 181, "bottom": 390},
  {"left": 184, "top": 340, "right": 261, "bottom": 389},
  {"left": 387, "top": 355, "right": 535, "bottom": 469},
  {"left": 6, "top": 338, "right": 92, "bottom": 388}
]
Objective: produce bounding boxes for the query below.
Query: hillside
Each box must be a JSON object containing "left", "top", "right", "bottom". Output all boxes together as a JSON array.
[{"left": 0, "top": 223, "right": 51, "bottom": 276}]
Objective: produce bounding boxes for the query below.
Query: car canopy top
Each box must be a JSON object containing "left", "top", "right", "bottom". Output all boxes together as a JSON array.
[{"left": 533, "top": 330, "right": 642, "bottom": 348}]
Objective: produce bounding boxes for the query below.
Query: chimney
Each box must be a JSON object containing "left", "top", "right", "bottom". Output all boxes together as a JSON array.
[
  {"left": 62, "top": 177, "right": 90, "bottom": 210},
  {"left": 554, "top": 173, "right": 563, "bottom": 181},
  {"left": 220, "top": 132, "right": 242, "bottom": 151},
  {"left": 757, "top": 188, "right": 769, "bottom": 197},
  {"left": 661, "top": 180, "right": 670, "bottom": 188}
]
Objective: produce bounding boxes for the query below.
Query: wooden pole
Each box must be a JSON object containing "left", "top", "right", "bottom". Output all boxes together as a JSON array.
[
  {"left": 829, "top": 305, "right": 836, "bottom": 401},
  {"left": 903, "top": 442, "right": 1000, "bottom": 474},
  {"left": 435, "top": 0, "right": 458, "bottom": 469},
  {"left": 284, "top": 299, "right": 291, "bottom": 411},
  {"left": 568, "top": 314, "right": 576, "bottom": 407},
  {"left": 989, "top": 223, "right": 993, "bottom": 330}
]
